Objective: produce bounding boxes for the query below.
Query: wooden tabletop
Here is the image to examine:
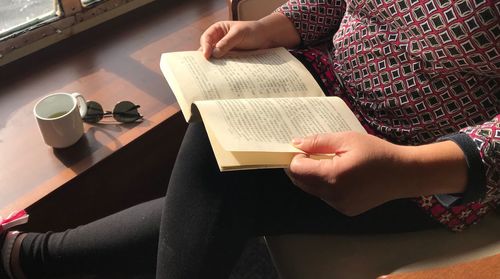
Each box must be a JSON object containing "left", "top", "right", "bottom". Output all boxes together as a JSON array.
[
  {"left": 0, "top": 0, "right": 226, "bottom": 218},
  {"left": 380, "top": 253, "right": 500, "bottom": 279}
]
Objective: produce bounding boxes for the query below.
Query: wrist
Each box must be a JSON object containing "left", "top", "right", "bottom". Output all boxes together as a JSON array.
[
  {"left": 250, "top": 20, "right": 272, "bottom": 49},
  {"left": 257, "top": 13, "right": 300, "bottom": 48},
  {"left": 398, "top": 141, "right": 468, "bottom": 198}
]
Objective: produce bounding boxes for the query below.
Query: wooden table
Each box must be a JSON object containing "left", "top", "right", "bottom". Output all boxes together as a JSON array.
[{"left": 0, "top": 0, "right": 226, "bottom": 229}]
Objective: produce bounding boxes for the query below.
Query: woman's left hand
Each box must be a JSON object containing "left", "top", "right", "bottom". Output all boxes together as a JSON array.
[{"left": 287, "top": 131, "right": 466, "bottom": 216}]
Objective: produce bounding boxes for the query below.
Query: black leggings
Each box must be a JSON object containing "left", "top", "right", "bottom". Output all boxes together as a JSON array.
[{"left": 19, "top": 122, "right": 439, "bottom": 278}]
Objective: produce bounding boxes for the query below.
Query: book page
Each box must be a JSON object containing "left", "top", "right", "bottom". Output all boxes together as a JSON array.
[
  {"left": 204, "top": 126, "right": 298, "bottom": 171},
  {"left": 160, "top": 47, "right": 325, "bottom": 121},
  {"left": 196, "top": 97, "right": 366, "bottom": 153}
]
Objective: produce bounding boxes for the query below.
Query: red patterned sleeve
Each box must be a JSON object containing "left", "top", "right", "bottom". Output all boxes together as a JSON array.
[
  {"left": 420, "top": 115, "right": 500, "bottom": 232},
  {"left": 461, "top": 115, "right": 500, "bottom": 208},
  {"left": 275, "top": 0, "right": 347, "bottom": 45}
]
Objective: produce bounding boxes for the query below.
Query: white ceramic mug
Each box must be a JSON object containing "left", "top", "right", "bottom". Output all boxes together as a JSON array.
[{"left": 34, "top": 92, "right": 88, "bottom": 148}]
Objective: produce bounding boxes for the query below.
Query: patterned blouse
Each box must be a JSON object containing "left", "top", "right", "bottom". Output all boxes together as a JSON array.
[{"left": 276, "top": 0, "right": 499, "bottom": 231}]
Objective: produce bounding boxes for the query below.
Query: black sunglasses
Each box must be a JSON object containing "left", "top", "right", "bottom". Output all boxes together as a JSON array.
[{"left": 83, "top": 101, "right": 143, "bottom": 123}]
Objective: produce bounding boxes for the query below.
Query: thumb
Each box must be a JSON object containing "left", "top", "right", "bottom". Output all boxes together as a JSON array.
[
  {"left": 292, "top": 133, "right": 344, "bottom": 154},
  {"left": 212, "top": 27, "right": 244, "bottom": 58}
]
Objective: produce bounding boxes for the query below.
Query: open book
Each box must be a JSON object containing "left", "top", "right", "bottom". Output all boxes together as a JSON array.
[{"left": 160, "top": 47, "right": 366, "bottom": 171}]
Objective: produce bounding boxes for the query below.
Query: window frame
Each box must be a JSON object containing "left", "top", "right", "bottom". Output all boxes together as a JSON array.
[{"left": 0, "top": 0, "right": 155, "bottom": 67}]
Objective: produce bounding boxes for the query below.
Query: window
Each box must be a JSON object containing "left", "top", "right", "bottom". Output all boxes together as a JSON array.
[
  {"left": 0, "top": 0, "right": 57, "bottom": 37},
  {"left": 82, "top": 0, "right": 101, "bottom": 6},
  {"left": 0, "top": 0, "right": 154, "bottom": 66}
]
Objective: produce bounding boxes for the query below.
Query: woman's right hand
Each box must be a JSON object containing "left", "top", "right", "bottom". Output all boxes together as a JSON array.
[
  {"left": 200, "top": 13, "right": 300, "bottom": 59},
  {"left": 200, "top": 20, "right": 268, "bottom": 59}
]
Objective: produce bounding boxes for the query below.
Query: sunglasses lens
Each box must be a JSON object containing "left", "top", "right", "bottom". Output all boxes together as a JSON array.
[
  {"left": 113, "top": 101, "right": 141, "bottom": 123},
  {"left": 83, "top": 101, "right": 104, "bottom": 123}
]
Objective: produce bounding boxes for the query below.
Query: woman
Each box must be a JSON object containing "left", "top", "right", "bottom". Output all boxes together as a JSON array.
[{"left": 1, "top": 0, "right": 498, "bottom": 278}]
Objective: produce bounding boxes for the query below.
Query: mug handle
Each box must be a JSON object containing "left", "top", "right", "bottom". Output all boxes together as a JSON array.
[{"left": 71, "top": 93, "right": 87, "bottom": 118}]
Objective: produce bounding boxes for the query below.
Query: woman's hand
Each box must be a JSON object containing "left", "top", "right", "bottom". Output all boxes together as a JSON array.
[
  {"left": 199, "top": 13, "right": 300, "bottom": 59},
  {"left": 287, "top": 132, "right": 468, "bottom": 216},
  {"left": 200, "top": 21, "right": 268, "bottom": 59}
]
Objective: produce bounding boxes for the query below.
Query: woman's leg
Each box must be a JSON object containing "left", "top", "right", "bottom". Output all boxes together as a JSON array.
[
  {"left": 11, "top": 122, "right": 439, "bottom": 279},
  {"left": 13, "top": 122, "right": 291, "bottom": 279},
  {"left": 155, "top": 122, "right": 439, "bottom": 279},
  {"left": 18, "top": 197, "right": 164, "bottom": 278}
]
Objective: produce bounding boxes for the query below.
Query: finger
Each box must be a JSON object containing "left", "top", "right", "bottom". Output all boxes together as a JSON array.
[
  {"left": 212, "top": 27, "right": 244, "bottom": 58},
  {"left": 292, "top": 133, "right": 345, "bottom": 154},
  {"left": 200, "top": 24, "right": 226, "bottom": 59},
  {"left": 287, "top": 154, "right": 334, "bottom": 196},
  {"left": 284, "top": 154, "right": 309, "bottom": 187},
  {"left": 283, "top": 168, "right": 302, "bottom": 188},
  {"left": 285, "top": 166, "right": 328, "bottom": 199},
  {"left": 289, "top": 154, "right": 331, "bottom": 178},
  {"left": 199, "top": 35, "right": 213, "bottom": 59}
]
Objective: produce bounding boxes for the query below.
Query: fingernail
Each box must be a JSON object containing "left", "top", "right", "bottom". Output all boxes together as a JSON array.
[
  {"left": 212, "top": 48, "right": 221, "bottom": 57},
  {"left": 292, "top": 138, "right": 303, "bottom": 146}
]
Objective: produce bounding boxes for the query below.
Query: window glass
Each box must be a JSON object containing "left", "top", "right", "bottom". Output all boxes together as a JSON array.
[
  {"left": 0, "top": 0, "right": 57, "bottom": 36},
  {"left": 82, "top": 0, "right": 100, "bottom": 6}
]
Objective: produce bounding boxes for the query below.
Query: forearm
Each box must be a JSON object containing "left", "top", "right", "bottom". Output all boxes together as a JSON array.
[
  {"left": 398, "top": 141, "right": 468, "bottom": 198},
  {"left": 256, "top": 13, "right": 300, "bottom": 49}
]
